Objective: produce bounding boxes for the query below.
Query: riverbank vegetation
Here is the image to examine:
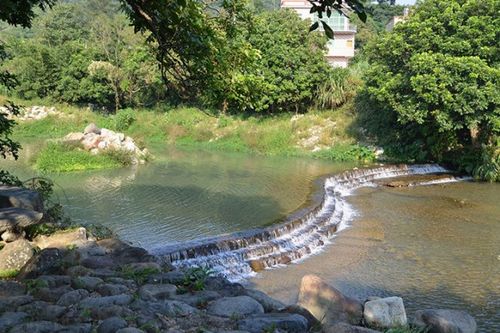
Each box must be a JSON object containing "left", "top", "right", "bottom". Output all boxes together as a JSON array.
[{"left": 1, "top": 0, "right": 498, "bottom": 180}]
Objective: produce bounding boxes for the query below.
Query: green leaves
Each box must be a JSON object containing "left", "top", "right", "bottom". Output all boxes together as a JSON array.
[
  {"left": 321, "top": 20, "right": 334, "bottom": 39},
  {"left": 358, "top": 0, "right": 500, "bottom": 179}
]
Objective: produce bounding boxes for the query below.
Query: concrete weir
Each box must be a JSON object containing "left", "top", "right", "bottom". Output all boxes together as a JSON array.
[{"left": 150, "top": 164, "right": 466, "bottom": 281}]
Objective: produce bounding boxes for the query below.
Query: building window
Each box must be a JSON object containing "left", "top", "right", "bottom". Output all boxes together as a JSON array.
[
  {"left": 314, "top": 11, "right": 345, "bottom": 31},
  {"left": 346, "top": 39, "right": 353, "bottom": 48}
]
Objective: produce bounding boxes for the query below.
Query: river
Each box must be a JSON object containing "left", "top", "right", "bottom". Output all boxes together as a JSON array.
[{"left": 3, "top": 146, "right": 499, "bottom": 331}]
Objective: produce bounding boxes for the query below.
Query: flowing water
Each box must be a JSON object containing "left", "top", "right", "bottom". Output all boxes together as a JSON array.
[{"left": 3, "top": 146, "right": 499, "bottom": 331}]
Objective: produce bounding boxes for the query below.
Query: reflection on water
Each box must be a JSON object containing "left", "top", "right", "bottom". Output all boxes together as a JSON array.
[
  {"left": 3, "top": 146, "right": 355, "bottom": 248},
  {"left": 249, "top": 181, "right": 500, "bottom": 332}
]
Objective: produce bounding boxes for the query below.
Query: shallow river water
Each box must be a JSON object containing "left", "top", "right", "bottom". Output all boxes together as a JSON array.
[{"left": 4, "top": 146, "right": 499, "bottom": 331}]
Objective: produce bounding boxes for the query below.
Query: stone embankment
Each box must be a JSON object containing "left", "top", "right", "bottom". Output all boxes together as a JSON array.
[
  {"left": 62, "top": 123, "right": 149, "bottom": 165},
  {"left": 0, "top": 187, "right": 478, "bottom": 333},
  {"left": 1, "top": 106, "right": 63, "bottom": 121}
]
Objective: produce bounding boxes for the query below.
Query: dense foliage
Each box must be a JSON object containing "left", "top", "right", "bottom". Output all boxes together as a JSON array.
[
  {"left": 2, "top": 1, "right": 164, "bottom": 112},
  {"left": 358, "top": 0, "right": 499, "bottom": 180},
  {"left": 2, "top": 0, "right": 358, "bottom": 114}
]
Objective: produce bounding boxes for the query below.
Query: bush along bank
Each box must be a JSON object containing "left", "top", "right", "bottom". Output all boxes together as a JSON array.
[{"left": 0, "top": 186, "right": 478, "bottom": 333}]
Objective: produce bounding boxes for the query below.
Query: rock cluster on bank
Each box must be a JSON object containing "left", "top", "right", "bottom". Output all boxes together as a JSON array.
[
  {"left": 62, "top": 123, "right": 149, "bottom": 165},
  {"left": 1, "top": 106, "right": 62, "bottom": 121}
]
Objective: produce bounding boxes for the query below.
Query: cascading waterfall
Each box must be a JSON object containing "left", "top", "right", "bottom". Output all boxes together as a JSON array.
[{"left": 151, "top": 164, "right": 467, "bottom": 281}]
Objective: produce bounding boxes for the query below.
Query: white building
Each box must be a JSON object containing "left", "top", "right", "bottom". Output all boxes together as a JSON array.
[{"left": 280, "top": 0, "right": 356, "bottom": 67}]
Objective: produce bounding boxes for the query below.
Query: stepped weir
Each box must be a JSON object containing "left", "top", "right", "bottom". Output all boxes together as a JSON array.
[{"left": 151, "top": 164, "right": 464, "bottom": 281}]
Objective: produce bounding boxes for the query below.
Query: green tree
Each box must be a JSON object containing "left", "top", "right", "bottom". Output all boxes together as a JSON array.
[{"left": 358, "top": 0, "right": 500, "bottom": 180}]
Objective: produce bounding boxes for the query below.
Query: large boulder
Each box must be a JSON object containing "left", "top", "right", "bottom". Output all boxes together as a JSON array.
[
  {"left": 0, "top": 239, "right": 34, "bottom": 271},
  {"left": 238, "top": 313, "right": 309, "bottom": 333},
  {"left": 363, "top": 296, "right": 407, "bottom": 329},
  {"left": 17, "top": 248, "right": 63, "bottom": 279},
  {"left": 33, "top": 227, "right": 88, "bottom": 250},
  {"left": 414, "top": 309, "right": 477, "bottom": 333},
  {"left": 207, "top": 296, "right": 264, "bottom": 318},
  {"left": 0, "top": 186, "right": 43, "bottom": 212},
  {"left": 297, "top": 274, "right": 363, "bottom": 326},
  {"left": 0, "top": 207, "right": 43, "bottom": 233}
]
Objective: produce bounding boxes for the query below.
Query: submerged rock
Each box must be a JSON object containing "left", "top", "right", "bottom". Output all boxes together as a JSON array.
[
  {"left": 363, "top": 296, "right": 407, "bottom": 329},
  {"left": 414, "top": 309, "right": 477, "bottom": 333},
  {"left": 297, "top": 274, "right": 363, "bottom": 326}
]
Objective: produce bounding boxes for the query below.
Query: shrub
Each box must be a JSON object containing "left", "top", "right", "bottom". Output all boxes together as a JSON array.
[{"left": 114, "top": 108, "right": 136, "bottom": 131}]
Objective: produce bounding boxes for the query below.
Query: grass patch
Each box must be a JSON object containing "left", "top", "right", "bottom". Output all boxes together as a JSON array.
[
  {"left": 10, "top": 96, "right": 373, "bottom": 163},
  {"left": 34, "top": 142, "right": 127, "bottom": 173},
  {"left": 0, "top": 269, "right": 20, "bottom": 279}
]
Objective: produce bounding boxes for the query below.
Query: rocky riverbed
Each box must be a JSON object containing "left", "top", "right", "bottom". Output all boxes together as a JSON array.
[{"left": 0, "top": 186, "right": 478, "bottom": 333}]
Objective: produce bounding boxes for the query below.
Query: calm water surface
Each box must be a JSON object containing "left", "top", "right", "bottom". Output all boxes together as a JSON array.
[{"left": 4, "top": 146, "right": 499, "bottom": 331}]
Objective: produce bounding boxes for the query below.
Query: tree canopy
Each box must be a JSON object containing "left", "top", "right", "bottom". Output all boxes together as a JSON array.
[{"left": 358, "top": 0, "right": 499, "bottom": 180}]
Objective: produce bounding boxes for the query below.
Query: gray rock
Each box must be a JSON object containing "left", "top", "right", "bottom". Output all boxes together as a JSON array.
[
  {"left": 97, "top": 283, "right": 130, "bottom": 296},
  {"left": 244, "top": 289, "right": 285, "bottom": 312},
  {"left": 72, "top": 276, "right": 104, "bottom": 291},
  {"left": 324, "top": 322, "right": 381, "bottom": 333},
  {"left": 207, "top": 296, "right": 264, "bottom": 318},
  {"left": 279, "top": 305, "right": 320, "bottom": 330},
  {"left": 204, "top": 277, "right": 245, "bottom": 297},
  {"left": 160, "top": 300, "right": 197, "bottom": 317},
  {"left": 97, "top": 316, "right": 127, "bottom": 333},
  {"left": 297, "top": 274, "right": 363, "bottom": 326},
  {"left": 18, "top": 301, "right": 66, "bottom": 321},
  {"left": 147, "top": 271, "right": 184, "bottom": 284},
  {"left": 57, "top": 323, "right": 93, "bottom": 333},
  {"left": 105, "top": 277, "right": 136, "bottom": 289},
  {"left": 81, "top": 256, "right": 115, "bottom": 269},
  {"left": 90, "top": 305, "right": 131, "bottom": 321},
  {"left": 57, "top": 289, "right": 90, "bottom": 306},
  {"left": 9, "top": 320, "right": 63, "bottom": 333},
  {"left": 172, "top": 290, "right": 221, "bottom": 307},
  {"left": 35, "top": 285, "right": 73, "bottom": 303},
  {"left": 116, "top": 328, "right": 145, "bottom": 333},
  {"left": 17, "top": 248, "right": 63, "bottom": 279},
  {"left": 414, "top": 309, "right": 477, "bottom": 333},
  {"left": 0, "top": 296, "right": 33, "bottom": 313},
  {"left": 0, "top": 312, "right": 29, "bottom": 333},
  {"left": 0, "top": 280, "right": 25, "bottom": 297},
  {"left": 37, "top": 274, "right": 71, "bottom": 288},
  {"left": 0, "top": 207, "right": 43, "bottom": 232},
  {"left": 0, "top": 238, "right": 34, "bottom": 270},
  {"left": 79, "top": 294, "right": 133, "bottom": 308},
  {"left": 363, "top": 296, "right": 407, "bottom": 329},
  {"left": 84, "top": 123, "right": 101, "bottom": 135},
  {"left": 138, "top": 283, "right": 177, "bottom": 301},
  {"left": 130, "top": 299, "right": 196, "bottom": 318},
  {"left": 238, "top": 313, "right": 308, "bottom": 333},
  {"left": 0, "top": 186, "right": 43, "bottom": 212}
]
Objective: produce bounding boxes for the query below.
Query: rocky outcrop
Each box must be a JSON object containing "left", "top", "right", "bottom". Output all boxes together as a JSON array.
[
  {"left": 1, "top": 105, "right": 62, "bottom": 121},
  {"left": 363, "top": 296, "right": 407, "bottom": 329},
  {"left": 0, "top": 186, "right": 44, "bottom": 245},
  {"left": 62, "top": 123, "right": 149, "bottom": 165},
  {"left": 414, "top": 309, "right": 477, "bottom": 333},
  {"left": 0, "top": 186, "right": 43, "bottom": 212},
  {"left": 297, "top": 274, "right": 363, "bottom": 326}
]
